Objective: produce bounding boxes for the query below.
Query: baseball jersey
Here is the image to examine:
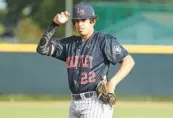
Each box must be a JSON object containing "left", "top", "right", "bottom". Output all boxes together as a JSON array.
[{"left": 51, "top": 31, "right": 128, "bottom": 94}]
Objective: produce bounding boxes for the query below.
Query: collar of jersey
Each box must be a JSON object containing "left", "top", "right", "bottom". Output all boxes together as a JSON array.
[{"left": 80, "top": 31, "right": 96, "bottom": 43}]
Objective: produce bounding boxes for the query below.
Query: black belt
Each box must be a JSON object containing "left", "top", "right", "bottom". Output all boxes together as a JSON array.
[{"left": 72, "top": 91, "right": 95, "bottom": 101}]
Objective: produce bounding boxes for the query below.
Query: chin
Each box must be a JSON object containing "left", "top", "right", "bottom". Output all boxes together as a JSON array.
[{"left": 79, "top": 32, "right": 86, "bottom": 36}]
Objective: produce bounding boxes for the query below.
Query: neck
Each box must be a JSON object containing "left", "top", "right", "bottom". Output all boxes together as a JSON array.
[{"left": 81, "top": 29, "right": 94, "bottom": 40}]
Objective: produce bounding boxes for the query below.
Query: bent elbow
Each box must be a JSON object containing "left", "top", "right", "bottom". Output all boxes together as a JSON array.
[
  {"left": 36, "top": 46, "right": 42, "bottom": 54},
  {"left": 36, "top": 46, "right": 48, "bottom": 56},
  {"left": 123, "top": 55, "right": 135, "bottom": 68},
  {"left": 130, "top": 56, "right": 135, "bottom": 67},
  {"left": 131, "top": 58, "right": 135, "bottom": 69}
]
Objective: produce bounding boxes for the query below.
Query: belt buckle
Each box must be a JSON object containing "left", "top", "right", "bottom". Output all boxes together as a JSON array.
[
  {"left": 85, "top": 92, "right": 94, "bottom": 98},
  {"left": 73, "top": 91, "right": 95, "bottom": 101},
  {"left": 80, "top": 93, "right": 85, "bottom": 100}
]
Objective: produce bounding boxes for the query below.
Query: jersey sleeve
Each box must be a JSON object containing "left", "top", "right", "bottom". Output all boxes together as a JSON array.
[
  {"left": 101, "top": 34, "right": 128, "bottom": 65},
  {"left": 51, "top": 39, "right": 66, "bottom": 61}
]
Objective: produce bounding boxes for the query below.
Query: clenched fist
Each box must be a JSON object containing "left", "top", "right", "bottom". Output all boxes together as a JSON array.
[{"left": 53, "top": 11, "right": 70, "bottom": 25}]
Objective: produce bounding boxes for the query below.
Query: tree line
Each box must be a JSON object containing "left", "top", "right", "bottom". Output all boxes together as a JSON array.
[{"left": 3, "top": 0, "right": 173, "bottom": 29}]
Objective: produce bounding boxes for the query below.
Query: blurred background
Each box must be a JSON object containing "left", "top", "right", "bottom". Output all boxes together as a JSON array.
[{"left": 0, "top": 0, "right": 173, "bottom": 118}]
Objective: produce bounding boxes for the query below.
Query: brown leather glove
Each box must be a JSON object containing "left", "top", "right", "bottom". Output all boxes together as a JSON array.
[{"left": 96, "top": 77, "right": 116, "bottom": 106}]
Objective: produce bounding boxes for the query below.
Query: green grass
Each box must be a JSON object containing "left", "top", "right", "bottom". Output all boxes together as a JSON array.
[
  {"left": 0, "top": 101, "right": 173, "bottom": 118},
  {"left": 1, "top": 94, "right": 173, "bottom": 102}
]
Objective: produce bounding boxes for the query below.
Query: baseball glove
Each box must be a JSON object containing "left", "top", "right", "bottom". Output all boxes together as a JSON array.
[{"left": 96, "top": 77, "right": 116, "bottom": 106}]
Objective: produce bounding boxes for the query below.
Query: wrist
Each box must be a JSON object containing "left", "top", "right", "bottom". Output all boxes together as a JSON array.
[
  {"left": 107, "top": 80, "right": 116, "bottom": 93},
  {"left": 52, "top": 21, "right": 60, "bottom": 26},
  {"left": 108, "top": 78, "right": 118, "bottom": 87}
]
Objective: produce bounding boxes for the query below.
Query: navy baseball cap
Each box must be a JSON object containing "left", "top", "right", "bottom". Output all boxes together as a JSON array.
[{"left": 72, "top": 2, "right": 97, "bottom": 20}]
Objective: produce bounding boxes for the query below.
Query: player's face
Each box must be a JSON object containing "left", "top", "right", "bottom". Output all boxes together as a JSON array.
[{"left": 74, "top": 19, "right": 94, "bottom": 37}]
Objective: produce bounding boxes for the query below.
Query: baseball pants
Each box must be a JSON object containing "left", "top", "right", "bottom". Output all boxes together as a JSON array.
[{"left": 69, "top": 91, "right": 113, "bottom": 118}]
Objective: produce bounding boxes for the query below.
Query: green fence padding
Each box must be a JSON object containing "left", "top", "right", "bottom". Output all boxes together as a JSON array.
[{"left": 0, "top": 53, "right": 173, "bottom": 97}]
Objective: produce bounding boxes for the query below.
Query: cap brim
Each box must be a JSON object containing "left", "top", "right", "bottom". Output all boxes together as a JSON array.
[{"left": 72, "top": 15, "right": 97, "bottom": 20}]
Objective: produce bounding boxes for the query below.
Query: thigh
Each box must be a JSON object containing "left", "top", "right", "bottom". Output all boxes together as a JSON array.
[
  {"left": 69, "top": 112, "right": 77, "bottom": 118},
  {"left": 69, "top": 101, "right": 77, "bottom": 118},
  {"left": 101, "top": 104, "right": 113, "bottom": 118},
  {"left": 80, "top": 97, "right": 113, "bottom": 118}
]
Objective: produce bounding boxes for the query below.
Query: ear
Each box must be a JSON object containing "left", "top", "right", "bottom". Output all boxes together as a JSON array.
[
  {"left": 93, "top": 22, "right": 96, "bottom": 26},
  {"left": 92, "top": 19, "right": 97, "bottom": 26},
  {"left": 90, "top": 18, "right": 96, "bottom": 25}
]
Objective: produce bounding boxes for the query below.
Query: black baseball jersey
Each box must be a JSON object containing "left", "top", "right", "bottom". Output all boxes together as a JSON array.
[{"left": 51, "top": 31, "right": 128, "bottom": 94}]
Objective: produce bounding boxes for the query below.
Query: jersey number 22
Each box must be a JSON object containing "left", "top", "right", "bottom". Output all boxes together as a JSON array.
[{"left": 81, "top": 71, "right": 96, "bottom": 85}]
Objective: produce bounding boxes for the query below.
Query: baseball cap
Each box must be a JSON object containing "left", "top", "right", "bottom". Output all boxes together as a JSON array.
[{"left": 72, "top": 2, "right": 97, "bottom": 20}]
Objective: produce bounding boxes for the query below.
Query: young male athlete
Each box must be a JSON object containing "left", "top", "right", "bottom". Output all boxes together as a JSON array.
[{"left": 37, "top": 2, "right": 135, "bottom": 118}]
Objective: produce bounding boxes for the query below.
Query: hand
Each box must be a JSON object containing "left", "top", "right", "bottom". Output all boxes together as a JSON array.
[{"left": 53, "top": 11, "right": 70, "bottom": 25}]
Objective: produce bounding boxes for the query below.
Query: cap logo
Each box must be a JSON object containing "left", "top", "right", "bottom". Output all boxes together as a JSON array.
[{"left": 77, "top": 8, "right": 85, "bottom": 16}]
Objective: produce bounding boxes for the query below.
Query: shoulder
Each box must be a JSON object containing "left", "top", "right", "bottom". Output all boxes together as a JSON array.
[{"left": 94, "top": 31, "right": 117, "bottom": 43}]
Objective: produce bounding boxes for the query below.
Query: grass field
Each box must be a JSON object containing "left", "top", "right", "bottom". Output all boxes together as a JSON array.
[{"left": 0, "top": 101, "right": 173, "bottom": 118}]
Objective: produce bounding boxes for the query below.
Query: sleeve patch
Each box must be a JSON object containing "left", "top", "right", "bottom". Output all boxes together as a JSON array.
[{"left": 113, "top": 45, "right": 122, "bottom": 54}]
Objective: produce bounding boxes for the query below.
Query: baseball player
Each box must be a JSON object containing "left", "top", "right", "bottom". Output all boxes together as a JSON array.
[{"left": 37, "top": 2, "right": 135, "bottom": 118}]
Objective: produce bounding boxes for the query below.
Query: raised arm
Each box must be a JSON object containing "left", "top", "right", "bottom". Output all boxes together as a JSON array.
[
  {"left": 36, "top": 22, "right": 58, "bottom": 56},
  {"left": 36, "top": 11, "right": 70, "bottom": 56}
]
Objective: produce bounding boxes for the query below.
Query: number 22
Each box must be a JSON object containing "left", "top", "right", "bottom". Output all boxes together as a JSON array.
[{"left": 81, "top": 72, "right": 96, "bottom": 85}]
